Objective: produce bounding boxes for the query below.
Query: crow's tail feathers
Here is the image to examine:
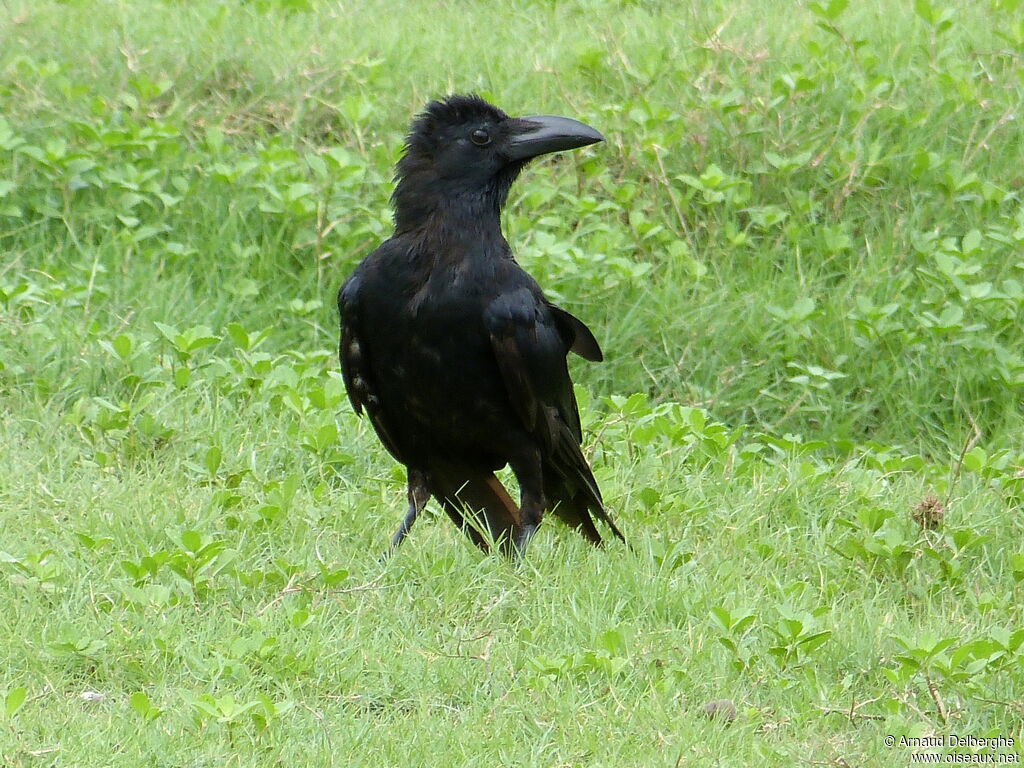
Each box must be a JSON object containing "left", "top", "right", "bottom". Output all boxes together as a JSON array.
[
  {"left": 430, "top": 448, "right": 625, "bottom": 555},
  {"left": 546, "top": 422, "right": 626, "bottom": 547},
  {"left": 431, "top": 469, "right": 522, "bottom": 556},
  {"left": 546, "top": 483, "right": 626, "bottom": 547}
]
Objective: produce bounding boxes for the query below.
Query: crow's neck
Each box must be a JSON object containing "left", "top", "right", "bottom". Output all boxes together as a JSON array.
[
  {"left": 394, "top": 188, "right": 505, "bottom": 246},
  {"left": 391, "top": 169, "right": 522, "bottom": 253}
]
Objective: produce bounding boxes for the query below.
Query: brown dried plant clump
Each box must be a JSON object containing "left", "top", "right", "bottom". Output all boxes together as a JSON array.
[{"left": 911, "top": 495, "right": 946, "bottom": 530}]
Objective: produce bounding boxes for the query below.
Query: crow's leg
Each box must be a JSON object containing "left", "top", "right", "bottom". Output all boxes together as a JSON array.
[
  {"left": 509, "top": 449, "right": 546, "bottom": 558},
  {"left": 381, "top": 468, "right": 431, "bottom": 560}
]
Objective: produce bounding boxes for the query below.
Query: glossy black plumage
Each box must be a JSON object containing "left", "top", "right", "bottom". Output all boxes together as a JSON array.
[{"left": 338, "top": 94, "right": 624, "bottom": 557}]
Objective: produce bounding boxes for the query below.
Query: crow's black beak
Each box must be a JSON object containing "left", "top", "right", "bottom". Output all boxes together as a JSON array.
[{"left": 505, "top": 115, "right": 604, "bottom": 162}]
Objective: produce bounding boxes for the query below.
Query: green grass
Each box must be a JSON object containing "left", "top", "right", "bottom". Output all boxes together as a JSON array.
[{"left": 2, "top": 0, "right": 1023, "bottom": 764}]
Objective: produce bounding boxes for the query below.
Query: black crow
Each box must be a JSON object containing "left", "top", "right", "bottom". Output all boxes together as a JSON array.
[{"left": 338, "top": 94, "right": 624, "bottom": 557}]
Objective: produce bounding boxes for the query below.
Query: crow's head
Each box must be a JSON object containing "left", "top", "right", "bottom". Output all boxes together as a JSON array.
[{"left": 392, "top": 94, "right": 603, "bottom": 230}]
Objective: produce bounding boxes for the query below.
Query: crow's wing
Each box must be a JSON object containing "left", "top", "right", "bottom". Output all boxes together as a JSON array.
[
  {"left": 484, "top": 288, "right": 623, "bottom": 544},
  {"left": 484, "top": 288, "right": 589, "bottom": 442},
  {"left": 337, "top": 274, "right": 404, "bottom": 463},
  {"left": 484, "top": 289, "right": 623, "bottom": 542},
  {"left": 549, "top": 304, "right": 603, "bottom": 363}
]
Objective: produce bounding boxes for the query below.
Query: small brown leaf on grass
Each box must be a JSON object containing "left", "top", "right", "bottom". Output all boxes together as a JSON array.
[
  {"left": 911, "top": 495, "right": 945, "bottom": 530},
  {"left": 702, "top": 698, "right": 737, "bottom": 723}
]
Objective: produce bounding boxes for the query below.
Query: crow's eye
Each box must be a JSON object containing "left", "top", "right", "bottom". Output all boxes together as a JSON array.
[{"left": 470, "top": 128, "right": 491, "bottom": 147}]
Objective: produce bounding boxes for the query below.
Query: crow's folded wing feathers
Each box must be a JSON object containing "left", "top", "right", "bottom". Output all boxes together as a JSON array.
[
  {"left": 338, "top": 275, "right": 404, "bottom": 463},
  {"left": 485, "top": 289, "right": 624, "bottom": 542},
  {"left": 550, "top": 304, "right": 603, "bottom": 363},
  {"left": 484, "top": 288, "right": 598, "bottom": 460}
]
